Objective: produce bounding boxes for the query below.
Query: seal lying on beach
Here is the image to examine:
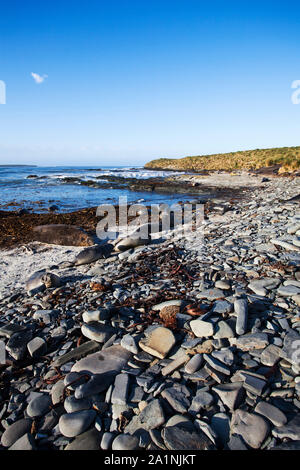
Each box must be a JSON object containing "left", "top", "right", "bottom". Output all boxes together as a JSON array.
[
  {"left": 114, "top": 223, "right": 159, "bottom": 252},
  {"left": 25, "top": 269, "right": 62, "bottom": 293},
  {"left": 73, "top": 243, "right": 114, "bottom": 266},
  {"left": 32, "top": 224, "right": 96, "bottom": 247}
]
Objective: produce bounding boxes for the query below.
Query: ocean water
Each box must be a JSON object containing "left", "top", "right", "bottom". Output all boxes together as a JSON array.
[{"left": 0, "top": 165, "right": 195, "bottom": 212}]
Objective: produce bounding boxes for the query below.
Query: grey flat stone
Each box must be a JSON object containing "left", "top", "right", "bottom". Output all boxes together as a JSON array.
[
  {"left": 111, "top": 373, "right": 130, "bottom": 405},
  {"left": 277, "top": 284, "right": 300, "bottom": 297},
  {"left": 165, "top": 416, "right": 191, "bottom": 428},
  {"left": 82, "top": 309, "right": 113, "bottom": 323},
  {"left": 64, "top": 428, "right": 102, "bottom": 450},
  {"left": 281, "top": 330, "right": 300, "bottom": 366},
  {"left": 32, "top": 309, "right": 58, "bottom": 324},
  {"left": 212, "top": 300, "right": 233, "bottom": 314},
  {"left": 128, "top": 385, "right": 145, "bottom": 403},
  {"left": 190, "top": 319, "right": 214, "bottom": 338},
  {"left": 231, "top": 409, "right": 270, "bottom": 449},
  {"left": 27, "top": 337, "right": 47, "bottom": 358},
  {"left": 59, "top": 410, "right": 97, "bottom": 437},
  {"left": 214, "top": 321, "right": 235, "bottom": 339},
  {"left": 161, "top": 386, "right": 190, "bottom": 414},
  {"left": 162, "top": 421, "right": 215, "bottom": 450},
  {"left": 81, "top": 322, "right": 116, "bottom": 343},
  {"left": 125, "top": 399, "right": 165, "bottom": 434},
  {"left": 52, "top": 340, "right": 100, "bottom": 367},
  {"left": 260, "top": 344, "right": 281, "bottom": 366},
  {"left": 121, "top": 334, "right": 139, "bottom": 354},
  {"left": 211, "top": 349, "right": 234, "bottom": 366},
  {"left": 0, "top": 323, "right": 27, "bottom": 338},
  {"left": 71, "top": 345, "right": 132, "bottom": 375},
  {"left": 27, "top": 394, "right": 52, "bottom": 418},
  {"left": 242, "top": 374, "right": 267, "bottom": 396},
  {"left": 101, "top": 432, "right": 116, "bottom": 450},
  {"left": 1, "top": 418, "right": 32, "bottom": 448},
  {"left": 235, "top": 298, "right": 248, "bottom": 335},
  {"left": 184, "top": 354, "right": 203, "bottom": 374},
  {"left": 64, "top": 396, "right": 92, "bottom": 413},
  {"left": 189, "top": 391, "right": 214, "bottom": 415},
  {"left": 227, "top": 434, "right": 248, "bottom": 450},
  {"left": 6, "top": 330, "right": 33, "bottom": 361},
  {"left": 112, "top": 433, "right": 140, "bottom": 450},
  {"left": 8, "top": 433, "right": 36, "bottom": 450},
  {"left": 211, "top": 413, "right": 230, "bottom": 446},
  {"left": 235, "top": 332, "right": 269, "bottom": 351},
  {"left": 197, "top": 288, "right": 225, "bottom": 301},
  {"left": 74, "top": 372, "right": 116, "bottom": 399},
  {"left": 254, "top": 401, "right": 287, "bottom": 427},
  {"left": 161, "top": 352, "right": 188, "bottom": 376},
  {"left": 212, "top": 382, "right": 244, "bottom": 411},
  {"left": 272, "top": 414, "right": 300, "bottom": 440},
  {"left": 203, "top": 354, "right": 231, "bottom": 375},
  {"left": 51, "top": 379, "right": 65, "bottom": 405},
  {"left": 152, "top": 300, "right": 185, "bottom": 311}
]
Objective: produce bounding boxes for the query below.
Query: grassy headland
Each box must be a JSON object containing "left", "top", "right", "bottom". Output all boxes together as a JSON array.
[{"left": 145, "top": 146, "right": 300, "bottom": 173}]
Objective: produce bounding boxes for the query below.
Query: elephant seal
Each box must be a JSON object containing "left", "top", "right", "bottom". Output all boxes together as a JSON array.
[
  {"left": 73, "top": 243, "right": 114, "bottom": 266},
  {"left": 114, "top": 223, "right": 160, "bottom": 252},
  {"left": 32, "top": 224, "right": 96, "bottom": 247},
  {"left": 25, "top": 270, "right": 62, "bottom": 293}
]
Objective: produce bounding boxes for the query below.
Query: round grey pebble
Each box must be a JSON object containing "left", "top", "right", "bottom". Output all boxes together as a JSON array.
[
  {"left": 59, "top": 410, "right": 96, "bottom": 437},
  {"left": 27, "top": 394, "right": 52, "bottom": 418},
  {"left": 111, "top": 433, "right": 140, "bottom": 450}
]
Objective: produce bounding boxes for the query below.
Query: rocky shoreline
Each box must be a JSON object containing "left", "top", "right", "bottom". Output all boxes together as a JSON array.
[{"left": 0, "top": 173, "right": 300, "bottom": 451}]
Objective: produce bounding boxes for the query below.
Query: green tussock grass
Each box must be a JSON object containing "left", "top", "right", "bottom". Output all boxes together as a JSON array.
[{"left": 144, "top": 146, "right": 300, "bottom": 173}]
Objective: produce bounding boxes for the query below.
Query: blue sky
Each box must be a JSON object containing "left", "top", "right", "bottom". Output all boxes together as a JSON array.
[{"left": 0, "top": 0, "right": 300, "bottom": 166}]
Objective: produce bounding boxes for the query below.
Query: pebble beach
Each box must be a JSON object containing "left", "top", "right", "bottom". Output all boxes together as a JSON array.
[{"left": 0, "top": 171, "right": 300, "bottom": 451}]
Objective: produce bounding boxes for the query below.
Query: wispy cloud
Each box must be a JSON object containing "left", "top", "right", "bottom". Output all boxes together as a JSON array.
[{"left": 31, "top": 72, "right": 48, "bottom": 84}]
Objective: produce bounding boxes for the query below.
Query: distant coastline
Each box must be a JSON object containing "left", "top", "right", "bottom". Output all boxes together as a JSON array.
[
  {"left": 0, "top": 164, "right": 37, "bottom": 167},
  {"left": 145, "top": 145, "right": 300, "bottom": 174}
]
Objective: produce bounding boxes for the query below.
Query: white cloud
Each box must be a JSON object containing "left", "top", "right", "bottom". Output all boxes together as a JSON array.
[{"left": 31, "top": 72, "right": 48, "bottom": 84}]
